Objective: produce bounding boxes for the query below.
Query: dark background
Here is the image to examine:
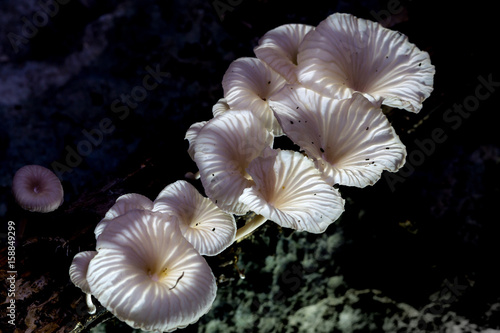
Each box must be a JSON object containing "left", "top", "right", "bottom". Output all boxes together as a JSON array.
[{"left": 0, "top": 0, "right": 498, "bottom": 332}]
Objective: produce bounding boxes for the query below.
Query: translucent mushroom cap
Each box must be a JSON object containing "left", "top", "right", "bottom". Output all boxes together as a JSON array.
[
  {"left": 12, "top": 164, "right": 64, "bottom": 213},
  {"left": 212, "top": 97, "right": 231, "bottom": 117},
  {"left": 222, "top": 57, "right": 287, "bottom": 135},
  {"left": 194, "top": 110, "right": 273, "bottom": 214},
  {"left": 87, "top": 210, "right": 217, "bottom": 332},
  {"left": 69, "top": 250, "right": 97, "bottom": 295},
  {"left": 94, "top": 193, "right": 154, "bottom": 240},
  {"left": 185, "top": 98, "right": 230, "bottom": 161},
  {"left": 69, "top": 250, "right": 98, "bottom": 314},
  {"left": 185, "top": 121, "right": 208, "bottom": 161},
  {"left": 270, "top": 86, "right": 407, "bottom": 187},
  {"left": 254, "top": 23, "right": 314, "bottom": 84},
  {"left": 153, "top": 180, "right": 237, "bottom": 256},
  {"left": 239, "top": 148, "right": 344, "bottom": 233},
  {"left": 297, "top": 12, "right": 435, "bottom": 113}
]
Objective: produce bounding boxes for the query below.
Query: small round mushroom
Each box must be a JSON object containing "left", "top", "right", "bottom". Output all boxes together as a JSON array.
[
  {"left": 194, "top": 110, "right": 273, "bottom": 215},
  {"left": 254, "top": 23, "right": 315, "bottom": 83},
  {"left": 222, "top": 57, "right": 287, "bottom": 136},
  {"left": 153, "top": 180, "right": 236, "bottom": 256},
  {"left": 270, "top": 86, "right": 407, "bottom": 187},
  {"left": 297, "top": 13, "right": 435, "bottom": 113},
  {"left": 237, "top": 148, "right": 344, "bottom": 238},
  {"left": 12, "top": 164, "right": 64, "bottom": 213},
  {"left": 87, "top": 210, "right": 217, "bottom": 332},
  {"left": 69, "top": 250, "right": 98, "bottom": 314}
]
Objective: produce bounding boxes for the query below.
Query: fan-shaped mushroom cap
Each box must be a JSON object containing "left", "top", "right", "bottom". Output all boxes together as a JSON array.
[
  {"left": 185, "top": 121, "right": 208, "bottom": 161},
  {"left": 69, "top": 251, "right": 97, "bottom": 314},
  {"left": 239, "top": 148, "right": 344, "bottom": 233},
  {"left": 194, "top": 110, "right": 273, "bottom": 215},
  {"left": 212, "top": 97, "right": 231, "bottom": 117},
  {"left": 254, "top": 23, "right": 314, "bottom": 84},
  {"left": 153, "top": 180, "right": 236, "bottom": 256},
  {"left": 270, "top": 86, "right": 406, "bottom": 187},
  {"left": 297, "top": 13, "right": 434, "bottom": 113},
  {"left": 94, "top": 193, "right": 154, "bottom": 240},
  {"left": 69, "top": 250, "right": 97, "bottom": 295},
  {"left": 185, "top": 98, "right": 230, "bottom": 162},
  {"left": 12, "top": 164, "right": 64, "bottom": 213},
  {"left": 87, "top": 210, "right": 217, "bottom": 332},
  {"left": 222, "top": 57, "right": 287, "bottom": 135}
]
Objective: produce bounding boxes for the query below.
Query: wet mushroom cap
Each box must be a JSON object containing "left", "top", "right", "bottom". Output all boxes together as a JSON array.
[{"left": 12, "top": 164, "right": 64, "bottom": 213}]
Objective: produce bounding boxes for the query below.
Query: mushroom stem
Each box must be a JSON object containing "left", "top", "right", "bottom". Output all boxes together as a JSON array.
[
  {"left": 86, "top": 293, "right": 96, "bottom": 315},
  {"left": 235, "top": 214, "right": 267, "bottom": 242}
]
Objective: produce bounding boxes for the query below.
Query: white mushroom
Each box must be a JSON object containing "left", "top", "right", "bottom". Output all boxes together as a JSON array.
[
  {"left": 87, "top": 210, "right": 217, "bottom": 332},
  {"left": 194, "top": 110, "right": 273, "bottom": 215},
  {"left": 270, "top": 86, "right": 407, "bottom": 187},
  {"left": 69, "top": 250, "right": 98, "bottom": 314},
  {"left": 153, "top": 180, "right": 237, "bottom": 256},
  {"left": 254, "top": 23, "right": 315, "bottom": 83},
  {"left": 297, "top": 13, "right": 435, "bottom": 113},
  {"left": 236, "top": 148, "right": 344, "bottom": 239},
  {"left": 212, "top": 97, "right": 231, "bottom": 117},
  {"left": 185, "top": 121, "right": 208, "bottom": 161},
  {"left": 12, "top": 164, "right": 64, "bottom": 213},
  {"left": 184, "top": 98, "right": 231, "bottom": 180},
  {"left": 94, "top": 193, "right": 154, "bottom": 240},
  {"left": 222, "top": 57, "right": 287, "bottom": 136}
]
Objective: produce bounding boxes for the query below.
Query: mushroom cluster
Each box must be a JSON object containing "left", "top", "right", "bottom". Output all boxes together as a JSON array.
[
  {"left": 69, "top": 12, "right": 434, "bottom": 331},
  {"left": 71, "top": 210, "right": 218, "bottom": 332},
  {"left": 188, "top": 12, "right": 434, "bottom": 239},
  {"left": 71, "top": 181, "right": 235, "bottom": 331}
]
